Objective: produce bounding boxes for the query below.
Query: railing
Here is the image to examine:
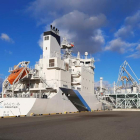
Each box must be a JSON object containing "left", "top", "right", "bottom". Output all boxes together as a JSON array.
[
  {"left": 85, "top": 63, "right": 95, "bottom": 67},
  {"left": 70, "top": 55, "right": 94, "bottom": 60},
  {"left": 71, "top": 71, "right": 80, "bottom": 75},
  {"left": 39, "top": 52, "right": 95, "bottom": 61}
]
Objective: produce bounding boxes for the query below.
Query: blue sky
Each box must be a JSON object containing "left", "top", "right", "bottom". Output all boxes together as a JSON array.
[{"left": 1, "top": 0, "right": 140, "bottom": 91}]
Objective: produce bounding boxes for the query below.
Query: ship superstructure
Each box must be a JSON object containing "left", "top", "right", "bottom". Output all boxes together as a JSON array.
[
  {"left": 0, "top": 25, "right": 101, "bottom": 116},
  {"left": 2, "top": 25, "right": 95, "bottom": 99}
]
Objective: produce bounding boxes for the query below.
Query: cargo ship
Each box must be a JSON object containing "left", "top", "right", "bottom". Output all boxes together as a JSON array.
[{"left": 0, "top": 25, "right": 102, "bottom": 116}]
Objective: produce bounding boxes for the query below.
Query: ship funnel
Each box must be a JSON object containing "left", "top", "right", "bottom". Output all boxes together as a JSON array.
[{"left": 77, "top": 52, "right": 80, "bottom": 59}]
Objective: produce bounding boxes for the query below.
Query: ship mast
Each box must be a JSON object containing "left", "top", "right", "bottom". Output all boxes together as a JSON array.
[{"left": 61, "top": 38, "right": 74, "bottom": 59}]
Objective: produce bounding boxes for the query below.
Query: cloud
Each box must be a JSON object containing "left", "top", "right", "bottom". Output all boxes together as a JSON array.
[
  {"left": 26, "top": 0, "right": 111, "bottom": 20},
  {"left": 106, "top": 10, "right": 140, "bottom": 56},
  {"left": 92, "top": 29, "right": 105, "bottom": 45},
  {"left": 115, "top": 11, "right": 140, "bottom": 39},
  {"left": 114, "top": 26, "right": 134, "bottom": 39},
  {"left": 127, "top": 44, "right": 140, "bottom": 58},
  {"left": 105, "top": 10, "right": 140, "bottom": 56},
  {"left": 26, "top": 0, "right": 140, "bottom": 23},
  {"left": 125, "top": 10, "right": 140, "bottom": 26},
  {"left": 104, "top": 38, "right": 136, "bottom": 54},
  {"left": 49, "top": 10, "right": 106, "bottom": 53},
  {"left": 38, "top": 33, "right": 43, "bottom": 49},
  {"left": 38, "top": 11, "right": 106, "bottom": 53},
  {"left": 26, "top": 0, "right": 140, "bottom": 56},
  {"left": 0, "top": 33, "right": 14, "bottom": 43}
]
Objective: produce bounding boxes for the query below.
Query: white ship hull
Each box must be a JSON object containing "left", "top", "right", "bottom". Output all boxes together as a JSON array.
[{"left": 0, "top": 89, "right": 102, "bottom": 117}]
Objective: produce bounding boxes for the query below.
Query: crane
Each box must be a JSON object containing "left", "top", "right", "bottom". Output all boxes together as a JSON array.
[{"left": 116, "top": 61, "right": 140, "bottom": 92}]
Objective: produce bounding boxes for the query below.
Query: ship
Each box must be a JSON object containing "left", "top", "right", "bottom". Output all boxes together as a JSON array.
[{"left": 0, "top": 25, "right": 102, "bottom": 117}]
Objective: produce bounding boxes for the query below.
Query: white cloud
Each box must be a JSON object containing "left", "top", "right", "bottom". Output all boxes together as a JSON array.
[
  {"left": 115, "top": 11, "right": 140, "bottom": 39},
  {"left": 1, "top": 33, "right": 10, "bottom": 41},
  {"left": 0, "top": 33, "right": 14, "bottom": 43},
  {"left": 106, "top": 10, "right": 140, "bottom": 56},
  {"left": 125, "top": 10, "right": 140, "bottom": 26},
  {"left": 26, "top": 0, "right": 111, "bottom": 20},
  {"left": 49, "top": 10, "right": 106, "bottom": 53},
  {"left": 127, "top": 44, "right": 140, "bottom": 58},
  {"left": 114, "top": 26, "right": 134, "bottom": 39},
  {"left": 26, "top": 0, "right": 140, "bottom": 23},
  {"left": 108, "top": 10, "right": 140, "bottom": 57},
  {"left": 38, "top": 33, "right": 43, "bottom": 49},
  {"left": 26, "top": 0, "right": 140, "bottom": 57},
  {"left": 92, "top": 29, "right": 105, "bottom": 45},
  {"left": 38, "top": 11, "right": 106, "bottom": 52},
  {"left": 27, "top": 0, "right": 108, "bottom": 53},
  {"left": 104, "top": 38, "right": 136, "bottom": 54},
  {"left": 51, "top": 11, "right": 106, "bottom": 31}
]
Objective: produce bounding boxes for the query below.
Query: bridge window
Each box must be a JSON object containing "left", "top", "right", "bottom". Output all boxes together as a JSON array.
[
  {"left": 85, "top": 61, "right": 90, "bottom": 64},
  {"left": 49, "top": 59, "right": 55, "bottom": 67},
  {"left": 63, "top": 85, "right": 68, "bottom": 88},
  {"left": 45, "top": 36, "right": 49, "bottom": 40},
  {"left": 77, "top": 87, "right": 81, "bottom": 91}
]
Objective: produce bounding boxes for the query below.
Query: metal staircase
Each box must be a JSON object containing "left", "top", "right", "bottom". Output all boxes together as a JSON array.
[{"left": 40, "top": 77, "right": 56, "bottom": 92}]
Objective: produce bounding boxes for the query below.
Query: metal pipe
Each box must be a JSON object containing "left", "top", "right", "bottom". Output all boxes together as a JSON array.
[{"left": 100, "top": 77, "right": 103, "bottom": 93}]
